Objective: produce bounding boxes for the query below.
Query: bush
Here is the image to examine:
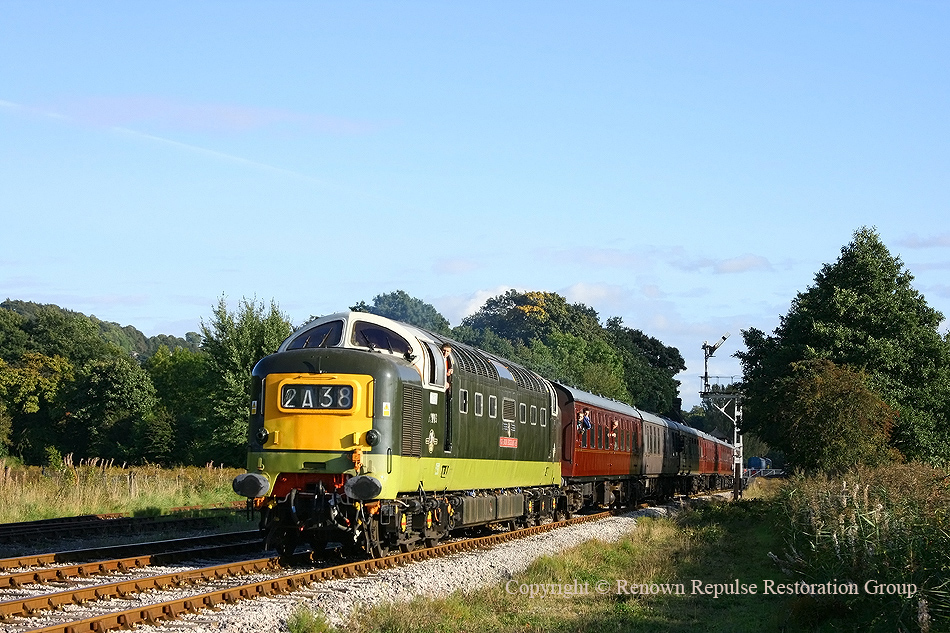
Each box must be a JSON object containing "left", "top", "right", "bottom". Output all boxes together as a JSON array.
[{"left": 775, "top": 463, "right": 950, "bottom": 631}]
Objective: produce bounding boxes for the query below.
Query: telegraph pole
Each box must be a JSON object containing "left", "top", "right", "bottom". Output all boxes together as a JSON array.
[{"left": 699, "top": 334, "right": 743, "bottom": 501}]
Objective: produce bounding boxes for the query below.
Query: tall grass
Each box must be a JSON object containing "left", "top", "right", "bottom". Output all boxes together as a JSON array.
[
  {"left": 0, "top": 456, "right": 244, "bottom": 523},
  {"left": 775, "top": 463, "right": 950, "bottom": 631},
  {"left": 291, "top": 497, "right": 790, "bottom": 633}
]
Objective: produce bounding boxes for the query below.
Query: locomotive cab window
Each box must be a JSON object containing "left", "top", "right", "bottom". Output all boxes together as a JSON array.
[
  {"left": 351, "top": 322, "right": 411, "bottom": 356},
  {"left": 287, "top": 320, "right": 343, "bottom": 350}
]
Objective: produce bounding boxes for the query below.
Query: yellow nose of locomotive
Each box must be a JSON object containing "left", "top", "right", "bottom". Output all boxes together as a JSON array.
[{"left": 261, "top": 372, "right": 375, "bottom": 451}]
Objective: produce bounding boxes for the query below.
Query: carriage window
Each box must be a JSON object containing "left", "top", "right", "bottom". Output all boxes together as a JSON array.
[
  {"left": 489, "top": 395, "right": 498, "bottom": 418},
  {"left": 475, "top": 392, "right": 484, "bottom": 417},
  {"left": 351, "top": 322, "right": 411, "bottom": 355},
  {"left": 459, "top": 389, "right": 469, "bottom": 414},
  {"left": 287, "top": 320, "right": 343, "bottom": 350}
]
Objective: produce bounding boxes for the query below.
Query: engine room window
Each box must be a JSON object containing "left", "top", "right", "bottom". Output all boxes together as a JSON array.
[
  {"left": 474, "top": 392, "right": 484, "bottom": 417},
  {"left": 351, "top": 322, "right": 411, "bottom": 355},
  {"left": 287, "top": 320, "right": 343, "bottom": 350},
  {"left": 540, "top": 407, "right": 547, "bottom": 427},
  {"left": 530, "top": 405, "right": 537, "bottom": 425},
  {"left": 489, "top": 395, "right": 498, "bottom": 418},
  {"left": 519, "top": 403, "right": 527, "bottom": 424},
  {"left": 459, "top": 389, "right": 469, "bottom": 414}
]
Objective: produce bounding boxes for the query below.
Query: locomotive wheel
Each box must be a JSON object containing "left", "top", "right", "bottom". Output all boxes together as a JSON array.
[
  {"left": 364, "top": 516, "right": 388, "bottom": 558},
  {"left": 271, "top": 529, "right": 297, "bottom": 562}
]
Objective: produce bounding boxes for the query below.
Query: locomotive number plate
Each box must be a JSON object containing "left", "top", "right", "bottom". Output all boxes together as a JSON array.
[{"left": 280, "top": 384, "right": 354, "bottom": 410}]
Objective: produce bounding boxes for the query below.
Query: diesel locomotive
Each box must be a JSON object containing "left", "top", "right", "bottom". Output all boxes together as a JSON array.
[{"left": 232, "top": 311, "right": 735, "bottom": 557}]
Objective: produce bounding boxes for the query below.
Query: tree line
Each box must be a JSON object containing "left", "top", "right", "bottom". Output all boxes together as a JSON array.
[
  {"left": 737, "top": 227, "right": 950, "bottom": 471},
  {"left": 0, "top": 290, "right": 684, "bottom": 468},
  {"left": 5, "top": 228, "right": 943, "bottom": 475}
]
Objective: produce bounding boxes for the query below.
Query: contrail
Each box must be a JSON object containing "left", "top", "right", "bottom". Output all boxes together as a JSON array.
[{"left": 0, "top": 96, "right": 419, "bottom": 210}]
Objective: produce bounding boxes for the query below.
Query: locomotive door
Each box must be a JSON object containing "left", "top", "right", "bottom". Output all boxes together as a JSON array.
[{"left": 421, "top": 341, "right": 451, "bottom": 452}]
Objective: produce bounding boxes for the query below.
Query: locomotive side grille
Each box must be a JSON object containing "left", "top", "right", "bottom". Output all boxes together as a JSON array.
[
  {"left": 401, "top": 384, "right": 423, "bottom": 457},
  {"left": 505, "top": 363, "right": 546, "bottom": 393},
  {"left": 451, "top": 344, "right": 499, "bottom": 380}
]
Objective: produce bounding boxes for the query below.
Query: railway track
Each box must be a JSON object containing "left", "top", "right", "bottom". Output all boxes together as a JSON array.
[
  {"left": 0, "top": 507, "right": 247, "bottom": 546},
  {"left": 0, "top": 511, "right": 614, "bottom": 633},
  {"left": 0, "top": 530, "right": 265, "bottom": 587}
]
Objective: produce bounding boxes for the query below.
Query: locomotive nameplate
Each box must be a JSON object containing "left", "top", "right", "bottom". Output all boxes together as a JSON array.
[{"left": 499, "top": 437, "right": 519, "bottom": 448}]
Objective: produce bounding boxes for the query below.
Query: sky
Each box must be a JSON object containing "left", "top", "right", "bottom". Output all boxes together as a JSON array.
[{"left": 2, "top": 2, "right": 949, "bottom": 409}]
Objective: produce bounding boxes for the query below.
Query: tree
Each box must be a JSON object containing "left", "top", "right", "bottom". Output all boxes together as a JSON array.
[
  {"left": 456, "top": 290, "right": 683, "bottom": 410},
  {"left": 460, "top": 290, "right": 602, "bottom": 345},
  {"left": 737, "top": 227, "right": 950, "bottom": 465},
  {"left": 200, "top": 296, "right": 293, "bottom": 466},
  {"left": 61, "top": 355, "right": 157, "bottom": 461},
  {"left": 775, "top": 360, "right": 896, "bottom": 472},
  {"left": 351, "top": 290, "right": 451, "bottom": 335},
  {"left": 145, "top": 346, "right": 212, "bottom": 465},
  {"left": 605, "top": 317, "right": 685, "bottom": 414},
  {"left": 0, "top": 352, "right": 74, "bottom": 462}
]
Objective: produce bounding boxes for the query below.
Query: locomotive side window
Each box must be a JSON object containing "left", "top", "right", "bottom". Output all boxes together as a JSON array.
[
  {"left": 540, "top": 407, "right": 547, "bottom": 427},
  {"left": 519, "top": 403, "right": 527, "bottom": 424},
  {"left": 474, "top": 392, "right": 484, "bottom": 417},
  {"left": 502, "top": 397, "right": 516, "bottom": 435},
  {"left": 530, "top": 405, "right": 537, "bottom": 425},
  {"left": 351, "top": 322, "right": 411, "bottom": 355},
  {"left": 287, "top": 320, "right": 343, "bottom": 350},
  {"left": 489, "top": 395, "right": 498, "bottom": 418},
  {"left": 459, "top": 389, "right": 469, "bottom": 414}
]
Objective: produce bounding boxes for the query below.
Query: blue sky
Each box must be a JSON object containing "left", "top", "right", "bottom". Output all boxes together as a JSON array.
[{"left": 2, "top": 2, "right": 948, "bottom": 408}]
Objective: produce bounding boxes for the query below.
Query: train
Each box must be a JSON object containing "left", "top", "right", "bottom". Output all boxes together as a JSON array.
[{"left": 231, "top": 311, "right": 736, "bottom": 558}]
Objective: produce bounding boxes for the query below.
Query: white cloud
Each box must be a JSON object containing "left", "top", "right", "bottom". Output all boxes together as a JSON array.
[{"left": 898, "top": 233, "right": 950, "bottom": 249}]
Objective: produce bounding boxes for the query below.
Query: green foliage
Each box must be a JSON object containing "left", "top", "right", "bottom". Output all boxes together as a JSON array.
[
  {"left": 457, "top": 290, "right": 681, "bottom": 412},
  {"left": 776, "top": 464, "right": 950, "bottom": 631},
  {"left": 61, "top": 355, "right": 158, "bottom": 461},
  {"left": 777, "top": 360, "right": 897, "bottom": 473},
  {"left": 145, "top": 346, "right": 213, "bottom": 465},
  {"left": 200, "top": 296, "right": 293, "bottom": 466},
  {"left": 352, "top": 290, "right": 452, "bottom": 335},
  {"left": 286, "top": 605, "right": 333, "bottom": 633},
  {"left": 738, "top": 227, "right": 950, "bottom": 466},
  {"left": 460, "top": 289, "right": 602, "bottom": 345},
  {"left": 605, "top": 316, "right": 685, "bottom": 413}
]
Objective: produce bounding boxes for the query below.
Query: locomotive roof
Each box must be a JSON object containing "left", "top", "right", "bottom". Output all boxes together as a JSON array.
[{"left": 279, "top": 311, "right": 554, "bottom": 394}]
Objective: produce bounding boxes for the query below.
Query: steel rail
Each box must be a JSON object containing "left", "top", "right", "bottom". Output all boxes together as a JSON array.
[
  {"left": 0, "top": 538, "right": 266, "bottom": 589},
  {"left": 0, "top": 530, "right": 261, "bottom": 572},
  {"left": 13, "top": 511, "right": 613, "bottom": 633}
]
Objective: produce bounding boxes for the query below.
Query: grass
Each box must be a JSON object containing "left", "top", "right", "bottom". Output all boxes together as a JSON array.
[
  {"left": 287, "top": 473, "right": 948, "bottom": 633},
  {"left": 290, "top": 489, "right": 799, "bottom": 633},
  {"left": 0, "top": 456, "right": 245, "bottom": 523}
]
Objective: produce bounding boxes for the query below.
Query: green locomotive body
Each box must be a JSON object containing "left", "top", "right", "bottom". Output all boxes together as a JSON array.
[{"left": 232, "top": 311, "right": 565, "bottom": 557}]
